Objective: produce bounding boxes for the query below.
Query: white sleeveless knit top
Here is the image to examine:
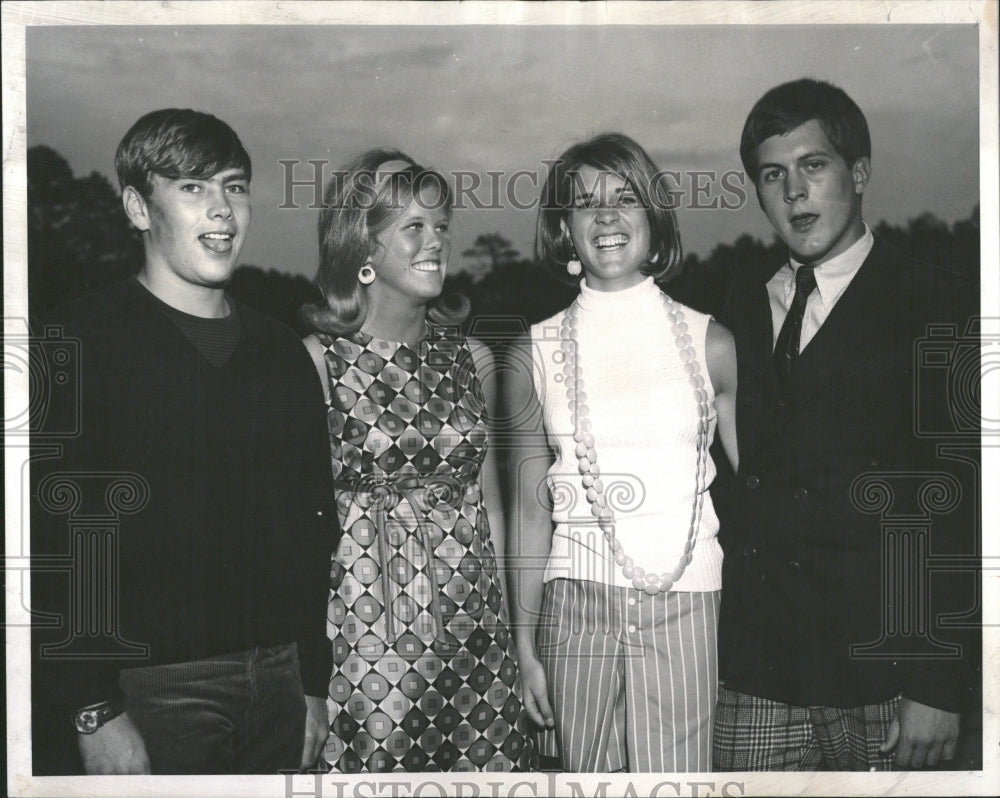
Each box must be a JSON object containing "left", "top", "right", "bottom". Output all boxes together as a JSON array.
[{"left": 530, "top": 276, "right": 723, "bottom": 591}]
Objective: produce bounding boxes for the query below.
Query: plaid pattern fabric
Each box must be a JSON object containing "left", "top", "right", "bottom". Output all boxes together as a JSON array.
[
  {"left": 713, "top": 686, "right": 899, "bottom": 771},
  {"left": 319, "top": 328, "right": 532, "bottom": 773}
]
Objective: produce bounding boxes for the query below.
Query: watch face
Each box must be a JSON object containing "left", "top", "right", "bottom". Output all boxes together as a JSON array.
[{"left": 76, "top": 710, "right": 99, "bottom": 733}]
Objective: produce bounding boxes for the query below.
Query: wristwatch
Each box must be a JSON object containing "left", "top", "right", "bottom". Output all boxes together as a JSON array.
[{"left": 71, "top": 700, "right": 125, "bottom": 734}]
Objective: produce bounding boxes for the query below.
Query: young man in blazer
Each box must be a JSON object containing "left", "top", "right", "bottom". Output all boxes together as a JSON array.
[{"left": 713, "top": 78, "right": 979, "bottom": 771}]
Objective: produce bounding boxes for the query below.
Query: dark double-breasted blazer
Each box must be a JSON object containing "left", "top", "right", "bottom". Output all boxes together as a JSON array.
[{"left": 716, "top": 236, "right": 979, "bottom": 713}]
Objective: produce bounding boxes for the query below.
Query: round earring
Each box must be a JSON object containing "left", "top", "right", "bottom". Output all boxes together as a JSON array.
[
  {"left": 567, "top": 258, "right": 582, "bottom": 277},
  {"left": 358, "top": 264, "right": 376, "bottom": 285}
]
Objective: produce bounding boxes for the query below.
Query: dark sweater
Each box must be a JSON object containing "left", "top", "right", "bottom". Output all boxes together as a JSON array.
[{"left": 31, "top": 279, "right": 338, "bottom": 770}]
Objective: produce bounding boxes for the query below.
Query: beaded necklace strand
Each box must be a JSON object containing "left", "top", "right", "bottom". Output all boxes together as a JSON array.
[{"left": 558, "top": 292, "right": 712, "bottom": 595}]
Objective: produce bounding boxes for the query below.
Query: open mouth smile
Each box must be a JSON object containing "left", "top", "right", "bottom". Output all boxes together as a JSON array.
[
  {"left": 411, "top": 259, "right": 441, "bottom": 272},
  {"left": 593, "top": 233, "right": 629, "bottom": 250},
  {"left": 199, "top": 231, "right": 236, "bottom": 253}
]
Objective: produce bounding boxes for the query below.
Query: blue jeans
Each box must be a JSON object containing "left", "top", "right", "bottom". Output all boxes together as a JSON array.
[{"left": 119, "top": 644, "right": 306, "bottom": 774}]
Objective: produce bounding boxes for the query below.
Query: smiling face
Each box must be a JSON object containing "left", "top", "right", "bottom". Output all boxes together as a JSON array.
[
  {"left": 126, "top": 168, "right": 251, "bottom": 294},
  {"left": 561, "top": 164, "right": 652, "bottom": 292},
  {"left": 366, "top": 182, "right": 451, "bottom": 309},
  {"left": 756, "top": 119, "right": 870, "bottom": 266}
]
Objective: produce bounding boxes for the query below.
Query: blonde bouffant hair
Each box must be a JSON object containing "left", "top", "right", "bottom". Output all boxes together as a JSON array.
[{"left": 302, "top": 147, "right": 469, "bottom": 335}]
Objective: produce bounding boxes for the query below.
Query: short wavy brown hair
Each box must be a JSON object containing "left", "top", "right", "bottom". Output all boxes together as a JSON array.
[
  {"left": 115, "top": 108, "right": 251, "bottom": 198},
  {"left": 536, "top": 132, "right": 683, "bottom": 286},
  {"left": 740, "top": 78, "right": 871, "bottom": 185}
]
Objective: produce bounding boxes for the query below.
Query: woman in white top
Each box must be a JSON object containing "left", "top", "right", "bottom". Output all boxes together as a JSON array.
[{"left": 504, "top": 133, "right": 738, "bottom": 772}]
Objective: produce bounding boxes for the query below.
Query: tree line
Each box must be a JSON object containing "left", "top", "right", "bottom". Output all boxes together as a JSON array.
[{"left": 28, "top": 145, "right": 980, "bottom": 337}]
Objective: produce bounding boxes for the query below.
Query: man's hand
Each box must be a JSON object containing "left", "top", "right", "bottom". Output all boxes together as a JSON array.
[
  {"left": 300, "top": 694, "right": 329, "bottom": 771},
  {"left": 880, "top": 697, "right": 960, "bottom": 769},
  {"left": 77, "top": 712, "right": 151, "bottom": 774}
]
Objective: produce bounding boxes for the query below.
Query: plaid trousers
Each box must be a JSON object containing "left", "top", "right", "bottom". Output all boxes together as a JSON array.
[{"left": 712, "top": 685, "right": 900, "bottom": 771}]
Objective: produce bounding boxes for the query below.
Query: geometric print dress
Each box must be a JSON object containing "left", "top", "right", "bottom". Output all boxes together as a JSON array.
[{"left": 317, "top": 326, "right": 533, "bottom": 772}]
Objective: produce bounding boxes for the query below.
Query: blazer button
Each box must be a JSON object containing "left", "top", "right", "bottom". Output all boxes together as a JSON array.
[
  {"left": 743, "top": 545, "right": 757, "bottom": 558},
  {"left": 793, "top": 487, "right": 808, "bottom": 500},
  {"left": 746, "top": 475, "right": 760, "bottom": 489},
  {"left": 788, "top": 560, "right": 801, "bottom": 570}
]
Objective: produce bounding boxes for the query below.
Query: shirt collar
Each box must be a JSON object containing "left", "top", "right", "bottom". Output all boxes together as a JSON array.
[{"left": 787, "top": 224, "right": 874, "bottom": 307}]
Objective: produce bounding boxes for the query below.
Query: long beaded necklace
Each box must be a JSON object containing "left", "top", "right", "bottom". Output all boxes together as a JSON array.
[{"left": 558, "top": 291, "right": 712, "bottom": 595}]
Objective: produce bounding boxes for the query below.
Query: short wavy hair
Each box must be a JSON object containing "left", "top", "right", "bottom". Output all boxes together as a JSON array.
[
  {"left": 740, "top": 78, "right": 871, "bottom": 184},
  {"left": 302, "top": 148, "right": 468, "bottom": 335},
  {"left": 115, "top": 108, "right": 251, "bottom": 198},
  {"left": 536, "top": 132, "right": 683, "bottom": 286}
]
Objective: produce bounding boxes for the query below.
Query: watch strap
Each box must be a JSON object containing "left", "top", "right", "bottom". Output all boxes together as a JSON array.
[{"left": 72, "top": 699, "right": 125, "bottom": 734}]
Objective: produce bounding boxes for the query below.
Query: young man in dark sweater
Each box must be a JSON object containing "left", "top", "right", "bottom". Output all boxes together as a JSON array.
[{"left": 31, "top": 109, "right": 338, "bottom": 775}]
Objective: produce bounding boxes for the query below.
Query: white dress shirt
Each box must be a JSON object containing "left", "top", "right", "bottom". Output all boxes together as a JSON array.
[{"left": 767, "top": 224, "right": 875, "bottom": 351}]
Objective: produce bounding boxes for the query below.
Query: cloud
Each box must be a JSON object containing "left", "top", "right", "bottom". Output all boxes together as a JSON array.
[{"left": 24, "top": 22, "right": 980, "bottom": 276}]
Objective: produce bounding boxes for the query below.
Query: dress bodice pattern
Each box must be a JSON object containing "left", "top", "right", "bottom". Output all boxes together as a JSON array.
[{"left": 318, "top": 327, "right": 531, "bottom": 773}]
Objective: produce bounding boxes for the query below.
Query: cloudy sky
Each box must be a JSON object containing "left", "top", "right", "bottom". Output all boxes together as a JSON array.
[
  {"left": 5, "top": 6, "right": 998, "bottom": 796},
  {"left": 23, "top": 8, "right": 983, "bottom": 281}
]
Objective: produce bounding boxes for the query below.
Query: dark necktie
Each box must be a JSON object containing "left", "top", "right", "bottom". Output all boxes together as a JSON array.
[{"left": 773, "top": 265, "right": 817, "bottom": 386}]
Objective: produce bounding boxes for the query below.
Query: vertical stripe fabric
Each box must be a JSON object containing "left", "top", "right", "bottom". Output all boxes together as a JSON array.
[{"left": 535, "top": 578, "right": 719, "bottom": 772}]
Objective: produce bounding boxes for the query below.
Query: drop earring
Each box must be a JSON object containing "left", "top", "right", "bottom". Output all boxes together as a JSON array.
[{"left": 567, "top": 257, "right": 582, "bottom": 276}]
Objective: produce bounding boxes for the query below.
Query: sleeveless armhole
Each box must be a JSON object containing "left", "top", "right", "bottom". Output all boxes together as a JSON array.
[
  {"left": 303, "top": 334, "right": 331, "bottom": 404},
  {"left": 701, "top": 314, "right": 722, "bottom": 405},
  {"left": 680, "top": 305, "right": 717, "bottom": 406},
  {"left": 527, "top": 324, "right": 547, "bottom": 410}
]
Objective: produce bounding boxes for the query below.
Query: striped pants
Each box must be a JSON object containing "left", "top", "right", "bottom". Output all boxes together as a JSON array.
[{"left": 536, "top": 578, "right": 720, "bottom": 772}]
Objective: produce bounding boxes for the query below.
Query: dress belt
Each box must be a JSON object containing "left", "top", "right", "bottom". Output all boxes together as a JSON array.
[{"left": 336, "top": 472, "right": 472, "bottom": 655}]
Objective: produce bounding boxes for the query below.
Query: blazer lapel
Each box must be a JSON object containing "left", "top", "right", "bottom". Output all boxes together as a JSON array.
[
  {"left": 737, "top": 260, "right": 785, "bottom": 461},
  {"left": 785, "top": 238, "right": 898, "bottom": 414}
]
